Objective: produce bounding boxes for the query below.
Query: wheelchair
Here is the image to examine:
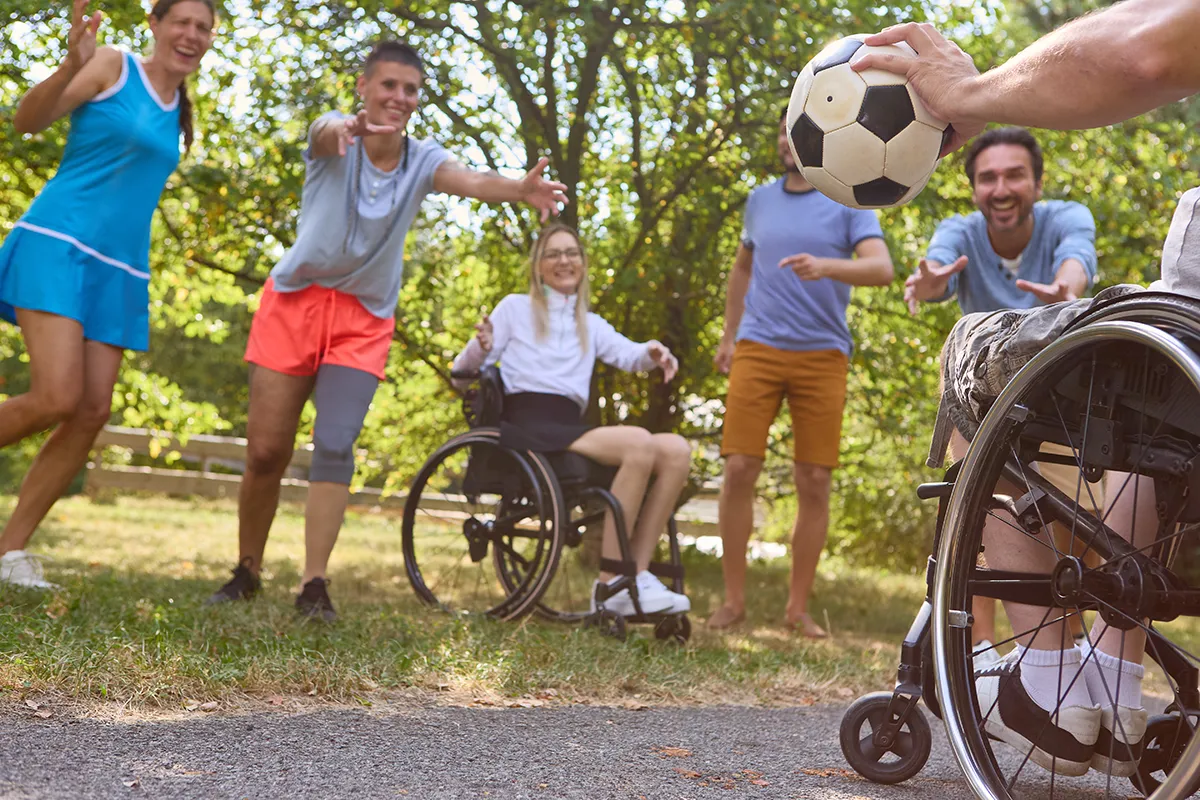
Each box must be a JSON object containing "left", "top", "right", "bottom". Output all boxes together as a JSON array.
[
  {"left": 840, "top": 293, "right": 1200, "bottom": 799},
  {"left": 399, "top": 365, "right": 692, "bottom": 643}
]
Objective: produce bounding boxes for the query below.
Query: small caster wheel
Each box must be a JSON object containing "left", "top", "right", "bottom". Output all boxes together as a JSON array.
[
  {"left": 588, "top": 608, "right": 626, "bottom": 641},
  {"left": 839, "top": 691, "right": 931, "bottom": 785},
  {"left": 653, "top": 614, "right": 690, "bottom": 645},
  {"left": 1132, "top": 713, "right": 1196, "bottom": 796}
]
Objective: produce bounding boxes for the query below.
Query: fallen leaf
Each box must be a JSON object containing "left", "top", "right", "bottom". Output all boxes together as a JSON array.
[
  {"left": 797, "top": 767, "right": 856, "bottom": 778},
  {"left": 184, "top": 701, "right": 200, "bottom": 711},
  {"left": 749, "top": 779, "right": 770, "bottom": 787},
  {"left": 24, "top": 699, "right": 38, "bottom": 711},
  {"left": 267, "top": 696, "right": 284, "bottom": 706},
  {"left": 34, "top": 710, "right": 52, "bottom": 719},
  {"left": 652, "top": 745, "right": 693, "bottom": 758},
  {"left": 672, "top": 768, "right": 702, "bottom": 779},
  {"left": 122, "top": 779, "right": 140, "bottom": 788},
  {"left": 837, "top": 687, "right": 854, "bottom": 698},
  {"left": 198, "top": 701, "right": 218, "bottom": 712}
]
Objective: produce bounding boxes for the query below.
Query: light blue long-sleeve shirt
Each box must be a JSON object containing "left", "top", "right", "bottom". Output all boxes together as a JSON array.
[{"left": 925, "top": 200, "right": 1098, "bottom": 314}]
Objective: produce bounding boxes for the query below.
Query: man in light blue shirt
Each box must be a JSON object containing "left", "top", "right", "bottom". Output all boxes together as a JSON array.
[
  {"left": 906, "top": 127, "right": 1098, "bottom": 656},
  {"left": 906, "top": 127, "right": 1097, "bottom": 315}
]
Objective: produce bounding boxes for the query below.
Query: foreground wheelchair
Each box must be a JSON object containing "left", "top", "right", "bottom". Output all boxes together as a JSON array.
[
  {"left": 400, "top": 365, "right": 691, "bottom": 643},
  {"left": 841, "top": 293, "right": 1200, "bottom": 799}
]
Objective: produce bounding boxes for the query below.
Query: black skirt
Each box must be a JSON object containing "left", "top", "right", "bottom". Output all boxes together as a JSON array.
[{"left": 499, "top": 392, "right": 592, "bottom": 453}]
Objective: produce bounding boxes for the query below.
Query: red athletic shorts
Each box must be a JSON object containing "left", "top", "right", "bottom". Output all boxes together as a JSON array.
[{"left": 245, "top": 279, "right": 393, "bottom": 379}]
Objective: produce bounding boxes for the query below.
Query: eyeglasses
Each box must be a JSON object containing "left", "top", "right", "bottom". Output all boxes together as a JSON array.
[{"left": 541, "top": 247, "right": 582, "bottom": 262}]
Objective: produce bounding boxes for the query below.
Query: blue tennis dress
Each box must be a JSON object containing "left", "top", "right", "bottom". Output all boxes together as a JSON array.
[{"left": 0, "top": 51, "right": 181, "bottom": 351}]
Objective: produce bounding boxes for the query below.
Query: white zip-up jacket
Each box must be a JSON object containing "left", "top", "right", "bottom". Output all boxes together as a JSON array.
[{"left": 452, "top": 291, "right": 659, "bottom": 410}]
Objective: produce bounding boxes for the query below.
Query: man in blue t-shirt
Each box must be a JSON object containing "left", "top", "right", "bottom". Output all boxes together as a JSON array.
[
  {"left": 907, "top": 127, "right": 1098, "bottom": 657},
  {"left": 708, "top": 110, "right": 894, "bottom": 636}
]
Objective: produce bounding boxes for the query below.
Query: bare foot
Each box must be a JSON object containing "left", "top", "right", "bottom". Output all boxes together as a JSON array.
[
  {"left": 706, "top": 604, "right": 745, "bottom": 630},
  {"left": 786, "top": 612, "right": 828, "bottom": 639}
]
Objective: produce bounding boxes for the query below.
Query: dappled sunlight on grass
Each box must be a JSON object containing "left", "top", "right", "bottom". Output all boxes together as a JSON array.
[{"left": 1, "top": 494, "right": 925, "bottom": 710}]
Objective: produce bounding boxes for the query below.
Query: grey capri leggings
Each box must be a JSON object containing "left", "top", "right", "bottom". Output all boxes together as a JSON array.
[{"left": 310, "top": 364, "right": 379, "bottom": 485}]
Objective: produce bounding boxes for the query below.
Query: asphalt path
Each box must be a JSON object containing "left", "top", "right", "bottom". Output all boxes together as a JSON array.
[{"left": 0, "top": 702, "right": 1149, "bottom": 799}]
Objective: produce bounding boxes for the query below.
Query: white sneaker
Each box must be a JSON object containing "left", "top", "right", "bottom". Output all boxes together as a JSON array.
[
  {"left": 973, "top": 639, "right": 1003, "bottom": 669},
  {"left": 0, "top": 550, "right": 59, "bottom": 590},
  {"left": 637, "top": 571, "right": 690, "bottom": 613}
]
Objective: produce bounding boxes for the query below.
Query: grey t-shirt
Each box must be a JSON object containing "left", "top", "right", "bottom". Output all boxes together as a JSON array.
[{"left": 269, "top": 111, "right": 451, "bottom": 318}]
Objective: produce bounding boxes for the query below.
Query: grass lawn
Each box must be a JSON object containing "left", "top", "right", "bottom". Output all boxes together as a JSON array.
[{"left": 0, "top": 493, "right": 928, "bottom": 712}]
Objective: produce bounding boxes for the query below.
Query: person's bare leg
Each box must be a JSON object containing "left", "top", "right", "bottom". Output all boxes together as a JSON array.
[
  {"left": 710, "top": 454, "right": 762, "bottom": 627},
  {"left": 950, "top": 430, "right": 1002, "bottom": 647},
  {"left": 302, "top": 482, "right": 350, "bottom": 583},
  {"left": 971, "top": 428, "right": 1072, "bottom": 650},
  {"left": 567, "top": 426, "right": 656, "bottom": 580},
  {"left": 625, "top": 433, "right": 691, "bottom": 570},
  {"left": 786, "top": 461, "right": 832, "bottom": 637},
  {"left": 237, "top": 366, "right": 314, "bottom": 574},
  {"left": 1091, "top": 472, "right": 1154, "bottom": 664},
  {"left": 0, "top": 338, "right": 122, "bottom": 554},
  {"left": 0, "top": 309, "right": 86, "bottom": 450}
]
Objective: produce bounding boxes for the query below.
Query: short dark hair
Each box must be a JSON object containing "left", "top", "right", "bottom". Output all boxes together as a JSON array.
[
  {"left": 363, "top": 41, "right": 425, "bottom": 78},
  {"left": 963, "top": 127, "right": 1044, "bottom": 186}
]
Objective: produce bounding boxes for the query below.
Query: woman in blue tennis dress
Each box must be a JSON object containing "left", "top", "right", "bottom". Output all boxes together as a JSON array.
[{"left": 0, "top": 0, "right": 215, "bottom": 588}]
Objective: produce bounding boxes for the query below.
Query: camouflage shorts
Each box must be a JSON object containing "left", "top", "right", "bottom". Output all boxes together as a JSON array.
[{"left": 928, "top": 284, "right": 1146, "bottom": 468}]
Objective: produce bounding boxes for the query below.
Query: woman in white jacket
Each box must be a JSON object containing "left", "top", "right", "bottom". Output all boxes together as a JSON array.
[{"left": 452, "top": 224, "right": 692, "bottom": 616}]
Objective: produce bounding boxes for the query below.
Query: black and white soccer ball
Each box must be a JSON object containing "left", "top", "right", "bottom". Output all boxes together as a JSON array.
[{"left": 786, "top": 34, "right": 951, "bottom": 209}]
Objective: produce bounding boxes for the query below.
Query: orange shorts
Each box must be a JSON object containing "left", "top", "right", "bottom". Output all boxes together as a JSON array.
[
  {"left": 245, "top": 278, "right": 393, "bottom": 379},
  {"left": 720, "top": 340, "right": 848, "bottom": 467}
]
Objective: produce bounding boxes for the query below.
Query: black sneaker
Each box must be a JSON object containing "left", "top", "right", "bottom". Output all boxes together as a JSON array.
[
  {"left": 975, "top": 655, "right": 1100, "bottom": 776},
  {"left": 205, "top": 558, "right": 261, "bottom": 605},
  {"left": 295, "top": 577, "right": 337, "bottom": 623}
]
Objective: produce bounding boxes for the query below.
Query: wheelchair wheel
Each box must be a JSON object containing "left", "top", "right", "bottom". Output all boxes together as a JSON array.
[
  {"left": 839, "top": 691, "right": 932, "bottom": 785},
  {"left": 402, "top": 429, "right": 564, "bottom": 621},
  {"left": 931, "top": 320, "right": 1200, "bottom": 799},
  {"left": 653, "top": 614, "right": 691, "bottom": 645}
]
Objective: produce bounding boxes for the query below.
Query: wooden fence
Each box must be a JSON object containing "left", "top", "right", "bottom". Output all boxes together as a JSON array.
[{"left": 84, "top": 426, "right": 729, "bottom": 535}]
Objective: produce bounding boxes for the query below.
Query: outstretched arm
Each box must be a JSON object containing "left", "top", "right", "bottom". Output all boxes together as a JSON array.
[
  {"left": 432, "top": 157, "right": 568, "bottom": 222},
  {"left": 14, "top": 1, "right": 121, "bottom": 135},
  {"left": 854, "top": 0, "right": 1200, "bottom": 151}
]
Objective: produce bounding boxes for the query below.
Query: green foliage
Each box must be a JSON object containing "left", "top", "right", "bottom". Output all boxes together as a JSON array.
[{"left": 2, "top": 1, "right": 1197, "bottom": 567}]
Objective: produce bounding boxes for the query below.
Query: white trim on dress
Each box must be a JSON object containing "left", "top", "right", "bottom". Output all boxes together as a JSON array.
[
  {"left": 90, "top": 51, "right": 130, "bottom": 103},
  {"left": 14, "top": 222, "right": 151, "bottom": 281},
  {"left": 134, "top": 57, "right": 180, "bottom": 112}
]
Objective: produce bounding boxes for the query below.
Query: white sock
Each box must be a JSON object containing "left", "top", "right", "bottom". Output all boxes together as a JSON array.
[
  {"left": 1014, "top": 645, "right": 1094, "bottom": 713},
  {"left": 1079, "top": 640, "right": 1145, "bottom": 709}
]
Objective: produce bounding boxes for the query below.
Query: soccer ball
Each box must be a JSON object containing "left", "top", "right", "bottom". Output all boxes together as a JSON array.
[{"left": 785, "top": 34, "right": 951, "bottom": 209}]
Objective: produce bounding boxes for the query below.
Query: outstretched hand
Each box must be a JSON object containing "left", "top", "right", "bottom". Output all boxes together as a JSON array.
[
  {"left": 475, "top": 314, "right": 493, "bottom": 352},
  {"left": 904, "top": 255, "right": 968, "bottom": 315},
  {"left": 67, "top": 0, "right": 103, "bottom": 72},
  {"left": 520, "top": 157, "right": 569, "bottom": 223},
  {"left": 335, "top": 110, "right": 399, "bottom": 157},
  {"left": 851, "top": 23, "right": 985, "bottom": 156},
  {"left": 647, "top": 341, "right": 679, "bottom": 382},
  {"left": 1016, "top": 278, "right": 1077, "bottom": 305}
]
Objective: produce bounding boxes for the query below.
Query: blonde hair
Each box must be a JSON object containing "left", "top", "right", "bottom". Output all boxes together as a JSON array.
[{"left": 529, "top": 224, "right": 589, "bottom": 348}]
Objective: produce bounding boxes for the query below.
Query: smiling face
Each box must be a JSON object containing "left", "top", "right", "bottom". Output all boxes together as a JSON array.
[
  {"left": 357, "top": 61, "right": 422, "bottom": 132},
  {"left": 971, "top": 143, "right": 1042, "bottom": 235},
  {"left": 537, "top": 230, "right": 586, "bottom": 295},
  {"left": 148, "top": 0, "right": 215, "bottom": 76}
]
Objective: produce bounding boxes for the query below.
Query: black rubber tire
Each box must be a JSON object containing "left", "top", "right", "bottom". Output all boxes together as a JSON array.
[{"left": 839, "top": 691, "right": 932, "bottom": 785}]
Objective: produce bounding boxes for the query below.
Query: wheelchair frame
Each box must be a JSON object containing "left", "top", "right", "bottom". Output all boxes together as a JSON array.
[
  {"left": 401, "top": 365, "right": 691, "bottom": 643},
  {"left": 840, "top": 296, "right": 1200, "bottom": 799}
]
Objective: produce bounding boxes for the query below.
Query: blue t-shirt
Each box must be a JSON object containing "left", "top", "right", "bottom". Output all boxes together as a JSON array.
[
  {"left": 736, "top": 179, "right": 884, "bottom": 355},
  {"left": 925, "top": 200, "right": 1098, "bottom": 314}
]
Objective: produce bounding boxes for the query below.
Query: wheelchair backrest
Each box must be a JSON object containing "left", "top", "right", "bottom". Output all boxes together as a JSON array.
[{"left": 461, "top": 364, "right": 504, "bottom": 429}]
